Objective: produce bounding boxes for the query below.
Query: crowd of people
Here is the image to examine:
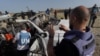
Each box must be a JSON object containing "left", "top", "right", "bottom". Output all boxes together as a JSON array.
[
  {"left": 0, "top": 23, "right": 32, "bottom": 56},
  {"left": 45, "top": 4, "right": 99, "bottom": 27},
  {"left": 0, "top": 4, "right": 99, "bottom": 56}
]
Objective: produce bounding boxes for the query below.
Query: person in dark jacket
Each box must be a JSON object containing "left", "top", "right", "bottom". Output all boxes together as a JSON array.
[
  {"left": 64, "top": 9, "right": 68, "bottom": 19},
  {"left": 54, "top": 10, "right": 57, "bottom": 18},
  {"left": 88, "top": 4, "right": 99, "bottom": 27},
  {"left": 68, "top": 8, "right": 71, "bottom": 17},
  {"left": 46, "top": 8, "right": 50, "bottom": 15}
]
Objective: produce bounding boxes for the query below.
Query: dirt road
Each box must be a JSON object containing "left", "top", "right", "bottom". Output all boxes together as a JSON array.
[{"left": 92, "top": 16, "right": 100, "bottom": 56}]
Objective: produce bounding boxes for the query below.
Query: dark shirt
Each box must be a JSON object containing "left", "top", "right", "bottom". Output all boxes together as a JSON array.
[
  {"left": 55, "top": 39, "right": 79, "bottom": 56},
  {"left": 91, "top": 6, "right": 98, "bottom": 14}
]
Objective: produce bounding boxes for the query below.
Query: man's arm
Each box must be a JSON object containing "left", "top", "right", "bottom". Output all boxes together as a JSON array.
[
  {"left": 47, "top": 24, "right": 69, "bottom": 56},
  {"left": 47, "top": 37, "right": 55, "bottom": 56},
  {"left": 59, "top": 24, "right": 70, "bottom": 32},
  {"left": 29, "top": 33, "right": 31, "bottom": 38},
  {"left": 47, "top": 24, "right": 55, "bottom": 56},
  {"left": 13, "top": 33, "right": 19, "bottom": 43}
]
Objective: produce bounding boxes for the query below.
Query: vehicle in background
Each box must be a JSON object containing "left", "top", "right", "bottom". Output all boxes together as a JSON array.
[{"left": 29, "top": 13, "right": 69, "bottom": 46}]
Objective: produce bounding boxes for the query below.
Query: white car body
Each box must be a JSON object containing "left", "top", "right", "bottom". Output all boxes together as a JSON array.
[
  {"left": 15, "top": 19, "right": 69, "bottom": 56},
  {"left": 0, "top": 14, "right": 12, "bottom": 20},
  {"left": 44, "top": 19, "right": 69, "bottom": 46},
  {"left": 0, "top": 13, "right": 69, "bottom": 56}
]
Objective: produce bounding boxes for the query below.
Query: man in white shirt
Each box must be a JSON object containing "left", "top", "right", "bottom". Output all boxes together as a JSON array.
[{"left": 13, "top": 25, "right": 31, "bottom": 56}]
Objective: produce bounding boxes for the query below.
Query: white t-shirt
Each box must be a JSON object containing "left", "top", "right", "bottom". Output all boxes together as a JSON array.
[{"left": 14, "top": 30, "right": 31, "bottom": 50}]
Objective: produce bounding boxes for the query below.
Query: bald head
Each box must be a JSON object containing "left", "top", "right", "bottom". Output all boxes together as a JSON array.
[{"left": 70, "top": 6, "right": 90, "bottom": 24}]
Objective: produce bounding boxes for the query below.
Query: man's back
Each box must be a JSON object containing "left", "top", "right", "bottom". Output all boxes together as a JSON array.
[
  {"left": 91, "top": 5, "right": 98, "bottom": 14},
  {"left": 55, "top": 27, "right": 95, "bottom": 56},
  {"left": 55, "top": 39, "right": 79, "bottom": 56},
  {"left": 14, "top": 30, "right": 31, "bottom": 50}
]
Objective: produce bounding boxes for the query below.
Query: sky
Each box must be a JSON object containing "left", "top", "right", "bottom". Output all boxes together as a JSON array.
[{"left": 0, "top": 0, "right": 100, "bottom": 13}]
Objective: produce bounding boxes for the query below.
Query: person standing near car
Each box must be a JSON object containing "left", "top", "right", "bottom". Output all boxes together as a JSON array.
[
  {"left": 64, "top": 9, "right": 68, "bottom": 19},
  {"left": 54, "top": 10, "right": 57, "bottom": 18},
  {"left": 47, "top": 6, "right": 95, "bottom": 56},
  {"left": 13, "top": 25, "right": 31, "bottom": 56},
  {"left": 88, "top": 4, "right": 99, "bottom": 27},
  {"left": 46, "top": 8, "right": 50, "bottom": 15},
  {"left": 68, "top": 7, "right": 71, "bottom": 17}
]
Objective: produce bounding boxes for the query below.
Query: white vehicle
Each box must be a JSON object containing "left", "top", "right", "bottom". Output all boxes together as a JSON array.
[
  {"left": 0, "top": 14, "right": 12, "bottom": 20},
  {"left": 0, "top": 13, "right": 69, "bottom": 56},
  {"left": 27, "top": 13, "right": 69, "bottom": 56},
  {"left": 0, "top": 17, "right": 48, "bottom": 56},
  {"left": 0, "top": 14, "right": 48, "bottom": 56},
  {"left": 14, "top": 19, "right": 69, "bottom": 56},
  {"left": 15, "top": 19, "right": 48, "bottom": 56},
  {"left": 29, "top": 13, "right": 69, "bottom": 46}
]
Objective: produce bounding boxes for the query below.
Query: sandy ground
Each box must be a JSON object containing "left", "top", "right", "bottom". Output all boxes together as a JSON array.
[{"left": 91, "top": 16, "right": 100, "bottom": 56}]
